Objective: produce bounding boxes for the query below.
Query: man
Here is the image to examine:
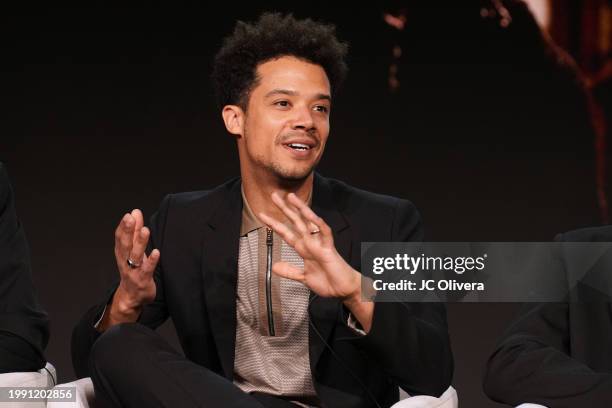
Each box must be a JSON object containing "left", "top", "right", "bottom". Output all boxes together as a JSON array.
[
  {"left": 72, "top": 13, "right": 453, "bottom": 407},
  {"left": 0, "top": 162, "right": 49, "bottom": 375},
  {"left": 484, "top": 226, "right": 612, "bottom": 407}
]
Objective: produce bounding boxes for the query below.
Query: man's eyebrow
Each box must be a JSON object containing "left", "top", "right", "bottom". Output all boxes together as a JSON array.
[
  {"left": 315, "top": 93, "right": 332, "bottom": 102},
  {"left": 264, "top": 89, "right": 332, "bottom": 102},
  {"left": 265, "top": 89, "right": 298, "bottom": 98}
]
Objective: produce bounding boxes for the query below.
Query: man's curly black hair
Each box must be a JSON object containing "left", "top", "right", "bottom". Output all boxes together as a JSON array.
[{"left": 212, "top": 12, "right": 349, "bottom": 110}]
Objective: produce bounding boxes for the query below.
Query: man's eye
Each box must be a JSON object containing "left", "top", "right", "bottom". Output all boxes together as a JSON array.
[
  {"left": 314, "top": 105, "right": 329, "bottom": 113},
  {"left": 275, "top": 101, "right": 289, "bottom": 107}
]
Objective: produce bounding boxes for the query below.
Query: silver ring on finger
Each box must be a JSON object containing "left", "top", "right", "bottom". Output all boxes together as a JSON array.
[
  {"left": 310, "top": 229, "right": 321, "bottom": 235},
  {"left": 127, "top": 258, "right": 141, "bottom": 269}
]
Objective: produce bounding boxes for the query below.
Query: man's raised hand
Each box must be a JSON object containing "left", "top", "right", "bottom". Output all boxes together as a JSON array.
[{"left": 98, "top": 209, "right": 160, "bottom": 331}]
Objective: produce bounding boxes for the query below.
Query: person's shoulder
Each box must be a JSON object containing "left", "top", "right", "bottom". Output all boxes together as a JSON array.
[
  {"left": 158, "top": 177, "right": 240, "bottom": 215},
  {"left": 319, "top": 175, "right": 423, "bottom": 240},
  {"left": 557, "top": 225, "right": 612, "bottom": 242},
  {"left": 320, "top": 175, "right": 417, "bottom": 213}
]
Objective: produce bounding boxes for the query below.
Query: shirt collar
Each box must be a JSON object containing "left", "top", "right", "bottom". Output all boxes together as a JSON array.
[
  {"left": 240, "top": 184, "right": 313, "bottom": 236},
  {"left": 240, "top": 186, "right": 264, "bottom": 236}
]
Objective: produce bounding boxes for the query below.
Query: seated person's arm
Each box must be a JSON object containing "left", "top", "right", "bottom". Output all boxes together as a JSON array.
[
  {"left": 72, "top": 197, "right": 172, "bottom": 378},
  {"left": 0, "top": 163, "right": 49, "bottom": 373},
  {"left": 349, "top": 200, "right": 453, "bottom": 398},
  {"left": 484, "top": 301, "right": 612, "bottom": 407}
]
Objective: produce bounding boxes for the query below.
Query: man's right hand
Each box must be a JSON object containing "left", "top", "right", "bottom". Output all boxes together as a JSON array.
[{"left": 97, "top": 209, "right": 160, "bottom": 332}]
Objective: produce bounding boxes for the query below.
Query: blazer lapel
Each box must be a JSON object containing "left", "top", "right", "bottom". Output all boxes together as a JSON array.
[
  {"left": 201, "top": 179, "right": 242, "bottom": 380},
  {"left": 309, "top": 173, "right": 351, "bottom": 371}
]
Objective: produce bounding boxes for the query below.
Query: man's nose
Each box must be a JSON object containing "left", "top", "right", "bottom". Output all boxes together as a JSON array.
[{"left": 290, "top": 105, "right": 315, "bottom": 131}]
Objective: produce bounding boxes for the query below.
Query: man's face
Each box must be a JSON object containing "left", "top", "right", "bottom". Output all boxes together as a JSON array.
[{"left": 236, "top": 56, "right": 331, "bottom": 182}]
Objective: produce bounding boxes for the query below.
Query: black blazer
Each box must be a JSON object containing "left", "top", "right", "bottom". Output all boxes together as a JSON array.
[
  {"left": 0, "top": 162, "right": 49, "bottom": 360},
  {"left": 484, "top": 225, "right": 612, "bottom": 407},
  {"left": 72, "top": 174, "right": 453, "bottom": 407}
]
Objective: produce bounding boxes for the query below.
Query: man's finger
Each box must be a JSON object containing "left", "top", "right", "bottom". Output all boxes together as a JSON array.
[
  {"left": 287, "top": 193, "right": 333, "bottom": 244},
  {"left": 287, "top": 193, "right": 326, "bottom": 239},
  {"left": 131, "top": 209, "right": 144, "bottom": 240},
  {"left": 128, "top": 226, "right": 150, "bottom": 267},
  {"left": 142, "top": 249, "right": 160, "bottom": 278},
  {"left": 271, "top": 192, "right": 308, "bottom": 235},
  {"left": 272, "top": 261, "right": 304, "bottom": 283},
  {"left": 115, "top": 213, "right": 135, "bottom": 261}
]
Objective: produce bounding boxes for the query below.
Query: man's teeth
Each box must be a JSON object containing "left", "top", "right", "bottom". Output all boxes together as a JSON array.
[{"left": 288, "top": 143, "right": 310, "bottom": 150}]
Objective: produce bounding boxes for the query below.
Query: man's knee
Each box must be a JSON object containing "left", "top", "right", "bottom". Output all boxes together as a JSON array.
[
  {"left": 89, "top": 323, "right": 154, "bottom": 378},
  {"left": 0, "top": 332, "right": 45, "bottom": 373}
]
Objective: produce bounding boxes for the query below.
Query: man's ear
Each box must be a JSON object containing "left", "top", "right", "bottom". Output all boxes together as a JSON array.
[{"left": 221, "top": 105, "right": 245, "bottom": 137}]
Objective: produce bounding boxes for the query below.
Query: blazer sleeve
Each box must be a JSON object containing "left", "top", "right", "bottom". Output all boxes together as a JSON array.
[
  {"left": 484, "top": 302, "right": 612, "bottom": 407},
  {"left": 350, "top": 199, "right": 454, "bottom": 397},
  {"left": 71, "top": 195, "right": 172, "bottom": 378},
  {"left": 0, "top": 163, "right": 49, "bottom": 365},
  {"left": 483, "top": 231, "right": 612, "bottom": 407}
]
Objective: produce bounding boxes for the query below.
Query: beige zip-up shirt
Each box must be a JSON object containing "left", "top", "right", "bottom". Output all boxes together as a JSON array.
[{"left": 233, "top": 188, "right": 319, "bottom": 406}]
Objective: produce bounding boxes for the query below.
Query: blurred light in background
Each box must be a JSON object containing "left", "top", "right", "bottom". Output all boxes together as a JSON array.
[{"left": 523, "top": 0, "right": 551, "bottom": 30}]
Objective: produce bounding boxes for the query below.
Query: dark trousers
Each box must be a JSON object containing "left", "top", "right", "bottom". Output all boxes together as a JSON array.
[
  {"left": 0, "top": 331, "right": 45, "bottom": 374},
  {"left": 89, "top": 323, "right": 301, "bottom": 408}
]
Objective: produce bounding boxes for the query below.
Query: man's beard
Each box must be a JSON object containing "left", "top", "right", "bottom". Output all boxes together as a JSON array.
[
  {"left": 266, "top": 160, "right": 315, "bottom": 186},
  {"left": 244, "top": 125, "right": 319, "bottom": 185}
]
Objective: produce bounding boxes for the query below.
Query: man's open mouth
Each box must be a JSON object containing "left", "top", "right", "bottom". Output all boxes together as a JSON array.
[{"left": 286, "top": 143, "right": 312, "bottom": 151}]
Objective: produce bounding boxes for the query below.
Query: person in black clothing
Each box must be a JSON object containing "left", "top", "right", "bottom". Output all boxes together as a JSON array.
[
  {"left": 484, "top": 225, "right": 612, "bottom": 407},
  {"left": 0, "top": 162, "right": 49, "bottom": 374}
]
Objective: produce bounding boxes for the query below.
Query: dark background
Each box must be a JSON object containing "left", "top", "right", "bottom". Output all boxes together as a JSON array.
[{"left": 2, "top": 2, "right": 609, "bottom": 407}]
